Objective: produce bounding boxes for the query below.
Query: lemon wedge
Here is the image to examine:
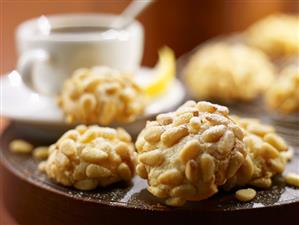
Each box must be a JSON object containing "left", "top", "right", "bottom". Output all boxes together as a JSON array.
[{"left": 144, "top": 47, "right": 176, "bottom": 98}]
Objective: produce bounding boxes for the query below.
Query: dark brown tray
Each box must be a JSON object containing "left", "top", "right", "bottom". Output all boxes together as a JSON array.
[{"left": 1, "top": 123, "right": 299, "bottom": 225}]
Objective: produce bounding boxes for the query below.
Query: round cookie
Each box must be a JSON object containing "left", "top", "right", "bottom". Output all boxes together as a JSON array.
[
  {"left": 184, "top": 43, "right": 275, "bottom": 102},
  {"left": 225, "top": 117, "right": 288, "bottom": 190},
  {"left": 58, "top": 66, "right": 146, "bottom": 125},
  {"left": 246, "top": 14, "right": 299, "bottom": 57},
  {"left": 135, "top": 101, "right": 248, "bottom": 206},
  {"left": 265, "top": 65, "right": 299, "bottom": 114},
  {"left": 40, "top": 125, "right": 137, "bottom": 190}
]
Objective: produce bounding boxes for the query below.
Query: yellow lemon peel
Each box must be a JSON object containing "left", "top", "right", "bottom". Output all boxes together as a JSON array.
[{"left": 144, "top": 47, "right": 176, "bottom": 98}]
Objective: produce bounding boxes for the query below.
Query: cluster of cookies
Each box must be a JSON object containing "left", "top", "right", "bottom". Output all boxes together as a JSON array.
[
  {"left": 135, "top": 101, "right": 289, "bottom": 206},
  {"left": 184, "top": 13, "right": 299, "bottom": 115},
  {"left": 35, "top": 100, "right": 293, "bottom": 206},
  {"left": 11, "top": 14, "right": 298, "bottom": 207}
]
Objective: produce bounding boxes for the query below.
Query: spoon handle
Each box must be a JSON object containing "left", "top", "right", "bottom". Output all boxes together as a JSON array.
[{"left": 113, "top": 0, "right": 153, "bottom": 29}]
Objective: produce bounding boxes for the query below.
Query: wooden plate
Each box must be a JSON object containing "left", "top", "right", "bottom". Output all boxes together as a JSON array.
[{"left": 1, "top": 123, "right": 299, "bottom": 225}]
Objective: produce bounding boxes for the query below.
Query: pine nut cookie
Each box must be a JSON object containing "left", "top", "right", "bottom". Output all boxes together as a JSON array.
[
  {"left": 184, "top": 43, "right": 274, "bottom": 102},
  {"left": 135, "top": 101, "right": 248, "bottom": 206},
  {"left": 58, "top": 66, "right": 146, "bottom": 125},
  {"left": 226, "top": 117, "right": 288, "bottom": 190},
  {"left": 265, "top": 65, "right": 299, "bottom": 114},
  {"left": 40, "top": 125, "right": 137, "bottom": 190},
  {"left": 246, "top": 14, "right": 299, "bottom": 57}
]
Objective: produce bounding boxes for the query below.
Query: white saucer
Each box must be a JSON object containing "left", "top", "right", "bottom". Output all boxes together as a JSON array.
[{"left": 1, "top": 67, "right": 186, "bottom": 137}]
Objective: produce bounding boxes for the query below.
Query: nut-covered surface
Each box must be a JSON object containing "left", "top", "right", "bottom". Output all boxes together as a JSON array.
[
  {"left": 1, "top": 124, "right": 299, "bottom": 220},
  {"left": 266, "top": 65, "right": 299, "bottom": 114},
  {"left": 246, "top": 14, "right": 299, "bottom": 57},
  {"left": 136, "top": 101, "right": 248, "bottom": 206},
  {"left": 184, "top": 43, "right": 274, "bottom": 102},
  {"left": 40, "top": 125, "right": 137, "bottom": 190},
  {"left": 229, "top": 116, "right": 288, "bottom": 189},
  {"left": 58, "top": 66, "right": 146, "bottom": 125}
]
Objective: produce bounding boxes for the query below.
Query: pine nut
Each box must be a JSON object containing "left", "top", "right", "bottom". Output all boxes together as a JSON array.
[
  {"left": 115, "top": 143, "right": 130, "bottom": 159},
  {"left": 156, "top": 113, "right": 173, "bottom": 125},
  {"left": 264, "top": 133, "right": 288, "bottom": 152},
  {"left": 247, "top": 124, "right": 274, "bottom": 137},
  {"left": 158, "top": 169, "right": 183, "bottom": 186},
  {"left": 235, "top": 188, "right": 256, "bottom": 202},
  {"left": 185, "top": 160, "right": 199, "bottom": 183},
  {"left": 284, "top": 173, "right": 299, "bottom": 187},
  {"left": 201, "top": 125, "right": 226, "bottom": 142},
  {"left": 196, "top": 101, "right": 218, "bottom": 113},
  {"left": 189, "top": 117, "right": 201, "bottom": 130},
  {"left": 80, "top": 129, "right": 97, "bottom": 143},
  {"left": 86, "top": 164, "right": 112, "bottom": 178},
  {"left": 148, "top": 186, "right": 169, "bottom": 198},
  {"left": 138, "top": 149, "right": 164, "bottom": 166},
  {"left": 60, "top": 139, "right": 76, "bottom": 157},
  {"left": 227, "top": 152, "right": 245, "bottom": 178},
  {"left": 199, "top": 153, "right": 215, "bottom": 182},
  {"left": 56, "top": 152, "right": 70, "bottom": 167},
  {"left": 117, "top": 163, "right": 132, "bottom": 181},
  {"left": 81, "top": 147, "right": 108, "bottom": 163},
  {"left": 179, "top": 140, "right": 201, "bottom": 163},
  {"left": 161, "top": 126, "right": 189, "bottom": 147},
  {"left": 173, "top": 113, "right": 193, "bottom": 126},
  {"left": 116, "top": 128, "right": 132, "bottom": 142},
  {"left": 73, "top": 162, "right": 88, "bottom": 180},
  {"left": 250, "top": 177, "right": 272, "bottom": 188},
  {"left": 259, "top": 143, "right": 280, "bottom": 158},
  {"left": 143, "top": 126, "right": 164, "bottom": 143},
  {"left": 38, "top": 161, "right": 47, "bottom": 172},
  {"left": 33, "top": 146, "right": 49, "bottom": 160},
  {"left": 218, "top": 130, "right": 235, "bottom": 154},
  {"left": 76, "top": 124, "right": 88, "bottom": 134},
  {"left": 206, "top": 114, "right": 229, "bottom": 125},
  {"left": 170, "top": 184, "right": 196, "bottom": 198},
  {"left": 136, "top": 164, "right": 148, "bottom": 179},
  {"left": 9, "top": 139, "right": 33, "bottom": 154}
]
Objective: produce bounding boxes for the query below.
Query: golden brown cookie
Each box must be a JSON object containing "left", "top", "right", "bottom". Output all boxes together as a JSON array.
[
  {"left": 136, "top": 101, "right": 247, "bottom": 206},
  {"left": 41, "top": 125, "right": 137, "bottom": 190},
  {"left": 184, "top": 43, "right": 274, "bottom": 102},
  {"left": 265, "top": 65, "right": 299, "bottom": 114},
  {"left": 246, "top": 14, "right": 299, "bottom": 57},
  {"left": 58, "top": 66, "right": 146, "bottom": 125},
  {"left": 226, "top": 116, "right": 288, "bottom": 190}
]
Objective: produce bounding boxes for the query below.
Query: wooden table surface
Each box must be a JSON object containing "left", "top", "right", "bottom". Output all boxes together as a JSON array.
[{"left": 0, "top": 118, "right": 18, "bottom": 225}]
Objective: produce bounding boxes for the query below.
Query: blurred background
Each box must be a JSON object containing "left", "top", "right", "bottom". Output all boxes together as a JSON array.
[{"left": 1, "top": 0, "right": 298, "bottom": 75}]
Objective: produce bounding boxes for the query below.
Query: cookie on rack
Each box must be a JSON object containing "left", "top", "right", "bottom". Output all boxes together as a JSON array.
[
  {"left": 58, "top": 66, "right": 146, "bottom": 125},
  {"left": 184, "top": 43, "right": 275, "bottom": 102}
]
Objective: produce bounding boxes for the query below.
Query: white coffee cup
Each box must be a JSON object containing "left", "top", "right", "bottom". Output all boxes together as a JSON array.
[{"left": 16, "top": 13, "right": 144, "bottom": 96}]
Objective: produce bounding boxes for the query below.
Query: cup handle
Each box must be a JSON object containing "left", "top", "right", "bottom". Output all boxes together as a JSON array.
[{"left": 17, "top": 49, "right": 50, "bottom": 92}]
